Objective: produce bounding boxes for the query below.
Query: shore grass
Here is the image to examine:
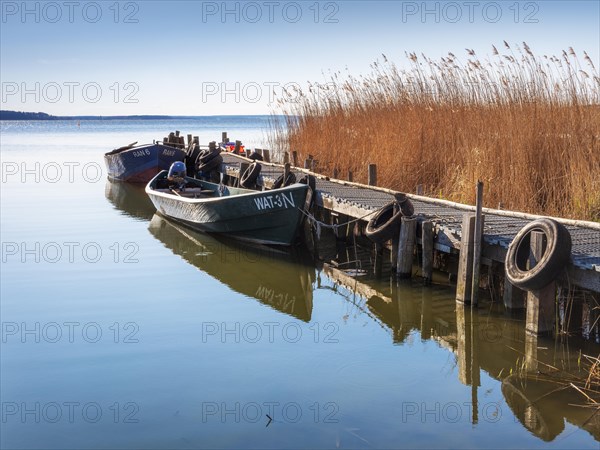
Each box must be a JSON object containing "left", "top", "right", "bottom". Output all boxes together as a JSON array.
[{"left": 269, "top": 43, "right": 600, "bottom": 221}]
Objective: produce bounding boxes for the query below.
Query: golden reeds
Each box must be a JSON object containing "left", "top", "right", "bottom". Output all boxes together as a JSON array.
[{"left": 269, "top": 43, "right": 600, "bottom": 221}]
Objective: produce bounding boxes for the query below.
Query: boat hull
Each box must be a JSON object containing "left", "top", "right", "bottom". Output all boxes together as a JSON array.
[
  {"left": 104, "top": 143, "right": 186, "bottom": 183},
  {"left": 146, "top": 173, "right": 311, "bottom": 246}
]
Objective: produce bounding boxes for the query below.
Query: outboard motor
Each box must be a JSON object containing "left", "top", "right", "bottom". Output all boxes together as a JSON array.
[{"left": 167, "top": 161, "right": 187, "bottom": 190}]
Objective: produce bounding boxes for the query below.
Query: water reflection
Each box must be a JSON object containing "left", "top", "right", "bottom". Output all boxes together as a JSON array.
[
  {"left": 148, "top": 214, "right": 315, "bottom": 321},
  {"left": 104, "top": 179, "right": 155, "bottom": 220},
  {"left": 323, "top": 263, "right": 600, "bottom": 442}
]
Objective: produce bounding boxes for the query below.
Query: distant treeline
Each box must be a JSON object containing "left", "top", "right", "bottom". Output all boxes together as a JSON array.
[{"left": 0, "top": 110, "right": 173, "bottom": 120}]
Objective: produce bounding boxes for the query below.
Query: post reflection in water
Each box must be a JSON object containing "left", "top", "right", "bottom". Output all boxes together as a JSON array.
[
  {"left": 147, "top": 214, "right": 315, "bottom": 322},
  {"left": 324, "top": 264, "right": 600, "bottom": 443},
  {"left": 105, "top": 179, "right": 156, "bottom": 221}
]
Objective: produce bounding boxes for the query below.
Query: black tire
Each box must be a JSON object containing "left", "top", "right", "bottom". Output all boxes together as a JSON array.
[
  {"left": 272, "top": 172, "right": 297, "bottom": 189},
  {"left": 394, "top": 193, "right": 415, "bottom": 217},
  {"left": 365, "top": 201, "right": 403, "bottom": 244},
  {"left": 248, "top": 152, "right": 264, "bottom": 161},
  {"left": 505, "top": 218, "right": 572, "bottom": 291},
  {"left": 197, "top": 147, "right": 221, "bottom": 165},
  {"left": 197, "top": 154, "right": 223, "bottom": 173},
  {"left": 240, "top": 162, "right": 261, "bottom": 188},
  {"left": 186, "top": 146, "right": 202, "bottom": 175}
]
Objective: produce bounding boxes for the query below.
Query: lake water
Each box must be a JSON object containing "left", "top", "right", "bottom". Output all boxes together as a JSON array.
[{"left": 1, "top": 118, "right": 599, "bottom": 449}]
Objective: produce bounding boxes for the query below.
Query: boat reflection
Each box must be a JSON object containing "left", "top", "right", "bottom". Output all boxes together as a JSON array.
[
  {"left": 322, "top": 263, "right": 600, "bottom": 442},
  {"left": 148, "top": 214, "right": 315, "bottom": 321},
  {"left": 105, "top": 179, "right": 156, "bottom": 221}
]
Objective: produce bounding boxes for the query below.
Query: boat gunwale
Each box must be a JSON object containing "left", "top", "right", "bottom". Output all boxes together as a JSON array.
[{"left": 145, "top": 171, "right": 309, "bottom": 205}]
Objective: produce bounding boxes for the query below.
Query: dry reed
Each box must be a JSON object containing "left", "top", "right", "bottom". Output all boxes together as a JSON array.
[{"left": 269, "top": 43, "right": 600, "bottom": 221}]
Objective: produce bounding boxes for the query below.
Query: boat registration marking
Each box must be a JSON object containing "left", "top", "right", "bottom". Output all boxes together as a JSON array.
[
  {"left": 162, "top": 149, "right": 176, "bottom": 157},
  {"left": 132, "top": 149, "right": 151, "bottom": 157},
  {"left": 254, "top": 192, "right": 295, "bottom": 211}
]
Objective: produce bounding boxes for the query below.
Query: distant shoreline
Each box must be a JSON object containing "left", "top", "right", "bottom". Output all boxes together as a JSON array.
[{"left": 0, "top": 110, "right": 273, "bottom": 121}]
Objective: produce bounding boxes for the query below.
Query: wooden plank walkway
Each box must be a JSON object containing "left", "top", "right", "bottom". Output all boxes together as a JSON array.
[{"left": 221, "top": 152, "right": 600, "bottom": 293}]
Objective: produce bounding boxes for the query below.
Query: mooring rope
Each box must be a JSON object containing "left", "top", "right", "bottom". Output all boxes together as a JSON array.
[{"left": 298, "top": 207, "right": 377, "bottom": 241}]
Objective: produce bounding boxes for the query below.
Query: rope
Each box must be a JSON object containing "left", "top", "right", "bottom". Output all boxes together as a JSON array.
[{"left": 298, "top": 207, "right": 378, "bottom": 240}]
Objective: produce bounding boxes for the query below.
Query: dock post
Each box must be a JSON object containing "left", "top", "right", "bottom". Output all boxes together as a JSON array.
[
  {"left": 422, "top": 220, "right": 434, "bottom": 285},
  {"left": 347, "top": 170, "right": 353, "bottom": 182},
  {"left": 368, "top": 164, "right": 377, "bottom": 186},
  {"left": 471, "top": 181, "right": 485, "bottom": 307},
  {"left": 283, "top": 163, "right": 290, "bottom": 184},
  {"left": 456, "top": 214, "right": 476, "bottom": 303},
  {"left": 222, "top": 132, "right": 228, "bottom": 143},
  {"left": 503, "top": 277, "right": 524, "bottom": 310},
  {"left": 193, "top": 136, "right": 199, "bottom": 147},
  {"left": 333, "top": 168, "right": 339, "bottom": 179},
  {"left": 311, "top": 159, "right": 318, "bottom": 172},
  {"left": 292, "top": 151, "right": 298, "bottom": 167},
  {"left": 304, "top": 159, "right": 311, "bottom": 170},
  {"left": 263, "top": 149, "right": 271, "bottom": 163},
  {"left": 396, "top": 217, "right": 417, "bottom": 279},
  {"left": 283, "top": 152, "right": 290, "bottom": 165},
  {"left": 391, "top": 231, "right": 399, "bottom": 272},
  {"left": 234, "top": 140, "right": 242, "bottom": 154},
  {"left": 525, "top": 231, "right": 556, "bottom": 335},
  {"left": 416, "top": 184, "right": 423, "bottom": 195},
  {"left": 187, "top": 134, "right": 192, "bottom": 148},
  {"left": 245, "top": 149, "right": 252, "bottom": 158},
  {"left": 374, "top": 243, "right": 383, "bottom": 278}
]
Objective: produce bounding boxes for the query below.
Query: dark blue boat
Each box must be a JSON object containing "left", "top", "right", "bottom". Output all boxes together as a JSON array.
[{"left": 104, "top": 142, "right": 187, "bottom": 183}]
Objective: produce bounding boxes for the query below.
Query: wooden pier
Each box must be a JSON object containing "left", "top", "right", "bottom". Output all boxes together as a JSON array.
[{"left": 178, "top": 133, "right": 599, "bottom": 338}]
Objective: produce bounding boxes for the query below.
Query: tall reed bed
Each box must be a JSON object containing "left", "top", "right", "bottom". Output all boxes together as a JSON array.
[{"left": 269, "top": 43, "right": 600, "bottom": 221}]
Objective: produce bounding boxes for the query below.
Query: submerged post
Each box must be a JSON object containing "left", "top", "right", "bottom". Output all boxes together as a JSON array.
[
  {"left": 422, "top": 220, "right": 434, "bottom": 285},
  {"left": 456, "top": 214, "right": 475, "bottom": 303},
  {"left": 396, "top": 217, "right": 417, "bottom": 278},
  {"left": 471, "top": 181, "right": 485, "bottom": 307},
  {"left": 525, "top": 231, "right": 556, "bottom": 335}
]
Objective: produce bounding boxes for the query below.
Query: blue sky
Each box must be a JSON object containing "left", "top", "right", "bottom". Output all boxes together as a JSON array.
[{"left": 1, "top": 0, "right": 598, "bottom": 115}]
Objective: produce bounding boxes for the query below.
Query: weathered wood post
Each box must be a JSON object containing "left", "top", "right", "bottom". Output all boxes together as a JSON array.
[
  {"left": 503, "top": 278, "right": 525, "bottom": 309},
  {"left": 187, "top": 134, "right": 193, "bottom": 148},
  {"left": 347, "top": 170, "right": 353, "bottom": 182},
  {"left": 368, "top": 164, "right": 377, "bottom": 186},
  {"left": 291, "top": 151, "right": 298, "bottom": 167},
  {"left": 264, "top": 149, "right": 272, "bottom": 163},
  {"left": 193, "top": 136, "right": 199, "bottom": 147},
  {"left": 311, "top": 159, "right": 318, "bottom": 172},
  {"left": 304, "top": 159, "right": 311, "bottom": 169},
  {"left": 471, "top": 181, "right": 485, "bottom": 307},
  {"left": 283, "top": 163, "right": 290, "bottom": 184},
  {"left": 283, "top": 152, "right": 290, "bottom": 165},
  {"left": 222, "top": 132, "right": 228, "bottom": 143},
  {"left": 332, "top": 168, "right": 339, "bottom": 179},
  {"left": 525, "top": 231, "right": 556, "bottom": 335},
  {"left": 422, "top": 220, "right": 434, "bottom": 285},
  {"left": 416, "top": 184, "right": 423, "bottom": 195},
  {"left": 456, "top": 214, "right": 476, "bottom": 303},
  {"left": 374, "top": 243, "right": 383, "bottom": 278},
  {"left": 234, "top": 140, "right": 242, "bottom": 154},
  {"left": 396, "top": 217, "right": 417, "bottom": 278}
]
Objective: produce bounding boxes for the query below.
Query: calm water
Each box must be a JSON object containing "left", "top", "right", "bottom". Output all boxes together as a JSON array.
[{"left": 1, "top": 119, "right": 599, "bottom": 449}]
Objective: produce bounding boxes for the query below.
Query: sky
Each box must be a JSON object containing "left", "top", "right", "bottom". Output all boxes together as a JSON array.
[{"left": 1, "top": 0, "right": 599, "bottom": 115}]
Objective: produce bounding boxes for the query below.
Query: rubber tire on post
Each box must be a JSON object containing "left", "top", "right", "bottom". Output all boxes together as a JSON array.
[
  {"left": 240, "top": 162, "right": 261, "bottom": 188},
  {"left": 394, "top": 193, "right": 415, "bottom": 217},
  {"left": 186, "top": 146, "right": 202, "bottom": 175},
  {"left": 197, "top": 154, "right": 223, "bottom": 173},
  {"left": 504, "top": 218, "right": 572, "bottom": 291},
  {"left": 365, "top": 201, "right": 403, "bottom": 244},
  {"left": 272, "top": 172, "right": 297, "bottom": 189},
  {"left": 197, "top": 147, "right": 221, "bottom": 165}
]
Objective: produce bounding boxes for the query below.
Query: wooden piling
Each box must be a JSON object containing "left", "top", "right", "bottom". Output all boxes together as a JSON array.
[
  {"left": 234, "top": 140, "right": 242, "bottom": 154},
  {"left": 283, "top": 163, "right": 290, "bottom": 184},
  {"left": 471, "top": 181, "right": 485, "bottom": 307},
  {"left": 238, "top": 162, "right": 249, "bottom": 187},
  {"left": 245, "top": 149, "right": 252, "bottom": 158},
  {"left": 175, "top": 130, "right": 180, "bottom": 137},
  {"left": 374, "top": 243, "right": 383, "bottom": 278},
  {"left": 333, "top": 168, "right": 339, "bottom": 179},
  {"left": 456, "top": 214, "right": 476, "bottom": 303},
  {"left": 291, "top": 151, "right": 298, "bottom": 167},
  {"left": 262, "top": 150, "right": 271, "bottom": 163},
  {"left": 416, "top": 184, "right": 423, "bottom": 195},
  {"left": 311, "top": 159, "right": 318, "bottom": 172},
  {"left": 283, "top": 152, "right": 290, "bottom": 165},
  {"left": 525, "top": 231, "right": 556, "bottom": 335},
  {"left": 347, "top": 170, "right": 353, "bottom": 182},
  {"left": 222, "top": 132, "right": 228, "bottom": 143},
  {"left": 422, "top": 220, "right": 434, "bottom": 285},
  {"left": 368, "top": 164, "right": 377, "bottom": 186},
  {"left": 187, "top": 134, "right": 192, "bottom": 147},
  {"left": 304, "top": 159, "right": 311, "bottom": 170},
  {"left": 396, "top": 217, "right": 417, "bottom": 278},
  {"left": 503, "top": 277, "right": 525, "bottom": 309}
]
